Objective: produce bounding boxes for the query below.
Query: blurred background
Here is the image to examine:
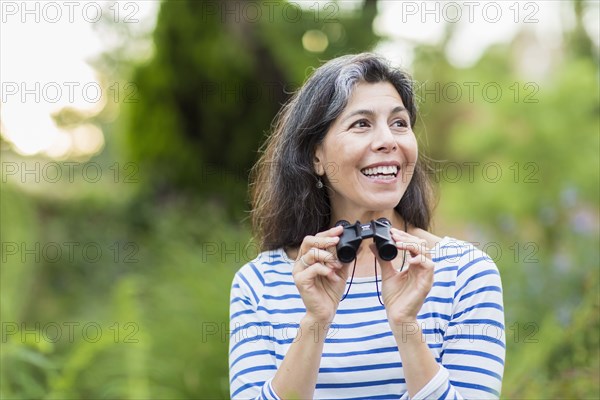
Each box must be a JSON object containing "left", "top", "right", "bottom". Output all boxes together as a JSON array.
[{"left": 1, "top": 0, "right": 598, "bottom": 398}]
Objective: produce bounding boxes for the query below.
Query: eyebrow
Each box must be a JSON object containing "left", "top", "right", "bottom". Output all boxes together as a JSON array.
[{"left": 341, "top": 106, "right": 408, "bottom": 123}]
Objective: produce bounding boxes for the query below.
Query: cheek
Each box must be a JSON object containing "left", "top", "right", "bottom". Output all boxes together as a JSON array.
[
  {"left": 399, "top": 134, "right": 418, "bottom": 160},
  {"left": 325, "top": 138, "right": 359, "bottom": 167},
  {"left": 412, "top": 143, "right": 419, "bottom": 162}
]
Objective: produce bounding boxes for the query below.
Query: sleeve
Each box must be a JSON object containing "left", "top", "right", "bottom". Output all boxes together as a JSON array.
[
  {"left": 229, "top": 265, "right": 282, "bottom": 400},
  {"left": 403, "top": 247, "right": 506, "bottom": 400}
]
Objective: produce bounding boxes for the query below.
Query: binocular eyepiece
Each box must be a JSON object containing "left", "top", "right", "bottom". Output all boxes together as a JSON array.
[{"left": 335, "top": 218, "right": 398, "bottom": 263}]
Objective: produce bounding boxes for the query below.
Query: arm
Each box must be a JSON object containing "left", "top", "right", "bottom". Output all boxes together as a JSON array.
[
  {"left": 271, "top": 226, "right": 349, "bottom": 398},
  {"left": 229, "top": 271, "right": 279, "bottom": 399},
  {"left": 438, "top": 252, "right": 505, "bottom": 399},
  {"left": 270, "top": 314, "right": 332, "bottom": 399},
  {"left": 380, "top": 232, "right": 505, "bottom": 399},
  {"left": 230, "top": 227, "right": 349, "bottom": 399},
  {"left": 378, "top": 229, "right": 441, "bottom": 398},
  {"left": 402, "top": 252, "right": 505, "bottom": 399},
  {"left": 388, "top": 320, "right": 441, "bottom": 397}
]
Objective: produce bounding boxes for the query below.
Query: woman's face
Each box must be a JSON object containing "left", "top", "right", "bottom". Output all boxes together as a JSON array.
[{"left": 314, "top": 81, "right": 418, "bottom": 219}]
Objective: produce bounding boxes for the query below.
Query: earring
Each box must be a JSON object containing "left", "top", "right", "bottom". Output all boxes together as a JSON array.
[{"left": 316, "top": 178, "right": 324, "bottom": 189}]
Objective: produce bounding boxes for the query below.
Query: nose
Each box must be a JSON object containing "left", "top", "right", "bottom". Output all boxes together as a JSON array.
[{"left": 371, "top": 123, "right": 397, "bottom": 153}]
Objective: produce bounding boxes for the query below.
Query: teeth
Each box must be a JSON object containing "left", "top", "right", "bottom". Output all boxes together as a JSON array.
[{"left": 361, "top": 165, "right": 398, "bottom": 176}]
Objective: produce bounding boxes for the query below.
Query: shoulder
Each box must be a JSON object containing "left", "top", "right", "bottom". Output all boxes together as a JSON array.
[
  {"left": 410, "top": 229, "right": 501, "bottom": 280},
  {"left": 231, "top": 248, "right": 293, "bottom": 301},
  {"left": 409, "top": 227, "right": 444, "bottom": 250},
  {"left": 409, "top": 227, "right": 476, "bottom": 263},
  {"left": 410, "top": 227, "right": 494, "bottom": 267},
  {"left": 234, "top": 248, "right": 292, "bottom": 280},
  {"left": 431, "top": 236, "right": 502, "bottom": 294}
]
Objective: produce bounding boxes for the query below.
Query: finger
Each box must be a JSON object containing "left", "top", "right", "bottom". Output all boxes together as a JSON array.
[
  {"left": 391, "top": 229, "right": 425, "bottom": 241},
  {"left": 405, "top": 254, "right": 435, "bottom": 271},
  {"left": 315, "top": 225, "right": 344, "bottom": 238},
  {"left": 318, "top": 225, "right": 344, "bottom": 256},
  {"left": 296, "top": 262, "right": 341, "bottom": 283},
  {"left": 393, "top": 237, "right": 430, "bottom": 259},
  {"left": 301, "top": 232, "right": 340, "bottom": 254},
  {"left": 297, "top": 227, "right": 344, "bottom": 267},
  {"left": 303, "top": 247, "right": 342, "bottom": 268},
  {"left": 390, "top": 227, "right": 407, "bottom": 235},
  {"left": 391, "top": 231, "right": 433, "bottom": 254},
  {"left": 294, "top": 248, "right": 342, "bottom": 276}
]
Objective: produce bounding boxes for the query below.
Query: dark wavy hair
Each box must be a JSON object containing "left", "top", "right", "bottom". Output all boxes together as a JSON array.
[{"left": 250, "top": 53, "right": 434, "bottom": 251}]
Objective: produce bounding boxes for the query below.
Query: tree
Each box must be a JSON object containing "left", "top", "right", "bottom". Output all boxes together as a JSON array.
[{"left": 123, "top": 0, "right": 380, "bottom": 214}]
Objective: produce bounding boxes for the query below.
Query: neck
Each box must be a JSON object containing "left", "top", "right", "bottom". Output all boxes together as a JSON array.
[{"left": 330, "top": 209, "right": 406, "bottom": 230}]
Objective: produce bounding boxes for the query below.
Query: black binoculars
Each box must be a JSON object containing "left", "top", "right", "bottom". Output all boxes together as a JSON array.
[{"left": 335, "top": 218, "right": 398, "bottom": 263}]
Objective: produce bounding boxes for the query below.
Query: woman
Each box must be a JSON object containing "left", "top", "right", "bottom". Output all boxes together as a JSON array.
[{"left": 229, "top": 53, "right": 505, "bottom": 399}]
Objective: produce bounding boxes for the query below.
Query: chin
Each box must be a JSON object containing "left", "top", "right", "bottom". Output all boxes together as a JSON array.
[{"left": 363, "top": 196, "right": 402, "bottom": 212}]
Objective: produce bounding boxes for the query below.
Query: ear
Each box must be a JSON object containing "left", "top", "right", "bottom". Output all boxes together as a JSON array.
[{"left": 313, "top": 145, "right": 325, "bottom": 176}]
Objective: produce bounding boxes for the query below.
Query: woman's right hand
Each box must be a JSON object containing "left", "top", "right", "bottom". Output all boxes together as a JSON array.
[{"left": 292, "top": 225, "right": 349, "bottom": 323}]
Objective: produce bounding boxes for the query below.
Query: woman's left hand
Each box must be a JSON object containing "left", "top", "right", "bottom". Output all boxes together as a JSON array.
[{"left": 371, "top": 228, "right": 435, "bottom": 324}]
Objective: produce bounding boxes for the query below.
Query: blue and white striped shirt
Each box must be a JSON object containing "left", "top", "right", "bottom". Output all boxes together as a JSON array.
[{"left": 229, "top": 237, "right": 505, "bottom": 399}]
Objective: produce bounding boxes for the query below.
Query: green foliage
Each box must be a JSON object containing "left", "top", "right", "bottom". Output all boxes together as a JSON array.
[
  {"left": 1, "top": 183, "right": 245, "bottom": 398},
  {"left": 410, "top": 24, "right": 599, "bottom": 400},
  {"left": 122, "top": 0, "right": 379, "bottom": 214}
]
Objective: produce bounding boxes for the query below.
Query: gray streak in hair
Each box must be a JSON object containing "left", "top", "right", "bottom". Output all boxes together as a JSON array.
[{"left": 250, "top": 53, "right": 433, "bottom": 251}]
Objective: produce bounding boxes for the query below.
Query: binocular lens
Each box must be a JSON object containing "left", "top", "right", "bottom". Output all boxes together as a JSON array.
[
  {"left": 337, "top": 247, "right": 356, "bottom": 264},
  {"left": 377, "top": 243, "right": 398, "bottom": 261}
]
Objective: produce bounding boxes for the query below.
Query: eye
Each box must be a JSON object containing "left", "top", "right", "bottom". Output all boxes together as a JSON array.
[
  {"left": 349, "top": 119, "right": 371, "bottom": 129},
  {"left": 392, "top": 118, "right": 408, "bottom": 128}
]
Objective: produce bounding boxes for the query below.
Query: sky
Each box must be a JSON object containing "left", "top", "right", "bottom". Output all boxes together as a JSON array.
[
  {"left": 374, "top": 0, "right": 568, "bottom": 66},
  {"left": 1, "top": 1, "right": 597, "bottom": 159},
  {"left": 0, "top": 0, "right": 159, "bottom": 158}
]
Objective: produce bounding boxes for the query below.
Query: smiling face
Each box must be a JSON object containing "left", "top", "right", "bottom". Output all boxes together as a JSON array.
[{"left": 314, "top": 81, "right": 418, "bottom": 223}]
